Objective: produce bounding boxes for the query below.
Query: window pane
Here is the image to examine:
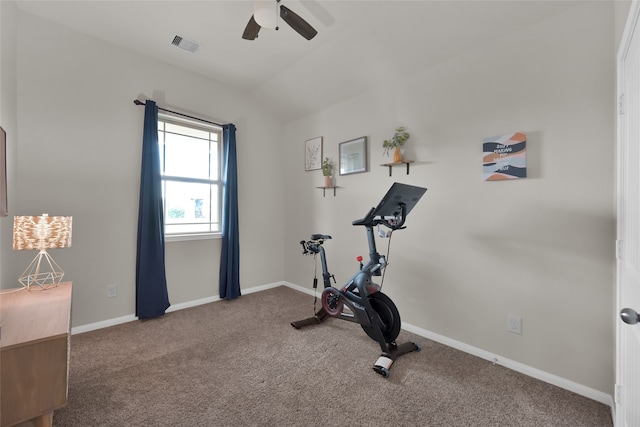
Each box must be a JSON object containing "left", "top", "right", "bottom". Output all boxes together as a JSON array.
[
  {"left": 165, "top": 122, "right": 209, "bottom": 140},
  {"left": 164, "top": 181, "right": 212, "bottom": 226},
  {"left": 158, "top": 116, "right": 222, "bottom": 238},
  {"left": 211, "top": 145, "right": 219, "bottom": 179},
  {"left": 164, "top": 133, "right": 210, "bottom": 179},
  {"left": 158, "top": 131, "right": 165, "bottom": 171},
  {"left": 211, "top": 184, "right": 219, "bottom": 225}
]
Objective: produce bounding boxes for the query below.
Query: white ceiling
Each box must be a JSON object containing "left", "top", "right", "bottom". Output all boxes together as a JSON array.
[{"left": 14, "top": 0, "right": 582, "bottom": 123}]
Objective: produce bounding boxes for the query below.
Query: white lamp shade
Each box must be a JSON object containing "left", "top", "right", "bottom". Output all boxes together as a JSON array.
[{"left": 253, "top": 0, "right": 278, "bottom": 29}]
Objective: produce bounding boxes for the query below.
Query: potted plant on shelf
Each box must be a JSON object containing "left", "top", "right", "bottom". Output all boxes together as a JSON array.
[
  {"left": 322, "top": 157, "right": 334, "bottom": 187},
  {"left": 383, "top": 126, "right": 410, "bottom": 163}
]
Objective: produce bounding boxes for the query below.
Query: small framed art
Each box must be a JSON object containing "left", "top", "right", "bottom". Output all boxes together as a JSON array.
[
  {"left": 339, "top": 136, "right": 368, "bottom": 175},
  {"left": 305, "top": 137, "right": 322, "bottom": 171},
  {"left": 482, "top": 132, "right": 527, "bottom": 181}
]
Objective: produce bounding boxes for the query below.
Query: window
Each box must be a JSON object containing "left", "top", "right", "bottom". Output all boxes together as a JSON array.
[{"left": 158, "top": 114, "right": 222, "bottom": 241}]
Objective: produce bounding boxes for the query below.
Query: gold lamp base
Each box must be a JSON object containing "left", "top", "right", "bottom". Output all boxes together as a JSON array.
[{"left": 19, "top": 250, "right": 64, "bottom": 290}]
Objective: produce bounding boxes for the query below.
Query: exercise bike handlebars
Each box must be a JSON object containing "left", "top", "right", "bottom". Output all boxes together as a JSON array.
[
  {"left": 300, "top": 234, "right": 332, "bottom": 255},
  {"left": 351, "top": 203, "right": 407, "bottom": 230}
]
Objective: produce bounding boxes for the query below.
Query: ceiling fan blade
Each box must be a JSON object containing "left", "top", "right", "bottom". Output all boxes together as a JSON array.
[
  {"left": 242, "top": 15, "right": 261, "bottom": 40},
  {"left": 280, "top": 5, "right": 317, "bottom": 40}
]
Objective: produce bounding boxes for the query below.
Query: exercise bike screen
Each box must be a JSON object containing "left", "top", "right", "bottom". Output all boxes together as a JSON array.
[{"left": 372, "top": 182, "right": 427, "bottom": 219}]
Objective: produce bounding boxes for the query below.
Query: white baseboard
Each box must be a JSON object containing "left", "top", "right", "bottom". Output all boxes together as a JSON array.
[
  {"left": 400, "top": 322, "right": 613, "bottom": 408},
  {"left": 71, "top": 281, "right": 614, "bottom": 410},
  {"left": 71, "top": 281, "right": 285, "bottom": 335},
  {"left": 72, "top": 314, "right": 138, "bottom": 335},
  {"left": 281, "top": 281, "right": 613, "bottom": 408},
  {"left": 241, "top": 281, "right": 285, "bottom": 294},
  {"left": 282, "top": 281, "right": 317, "bottom": 296}
]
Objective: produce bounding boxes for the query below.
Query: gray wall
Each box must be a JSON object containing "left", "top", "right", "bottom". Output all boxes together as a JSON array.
[
  {"left": 282, "top": 2, "right": 615, "bottom": 395},
  {"left": 2, "top": 10, "right": 286, "bottom": 327},
  {"left": 1, "top": 0, "right": 624, "bottom": 401},
  {"left": 0, "top": 1, "right": 17, "bottom": 287}
]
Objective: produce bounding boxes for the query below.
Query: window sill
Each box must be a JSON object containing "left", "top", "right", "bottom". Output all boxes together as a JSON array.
[{"left": 165, "top": 233, "right": 222, "bottom": 243}]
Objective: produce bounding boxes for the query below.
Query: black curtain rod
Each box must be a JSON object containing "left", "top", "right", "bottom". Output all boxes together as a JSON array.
[{"left": 133, "top": 99, "right": 225, "bottom": 127}]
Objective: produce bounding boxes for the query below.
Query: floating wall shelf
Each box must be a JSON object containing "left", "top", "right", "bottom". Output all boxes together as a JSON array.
[
  {"left": 380, "top": 160, "right": 414, "bottom": 176},
  {"left": 316, "top": 186, "right": 339, "bottom": 197}
]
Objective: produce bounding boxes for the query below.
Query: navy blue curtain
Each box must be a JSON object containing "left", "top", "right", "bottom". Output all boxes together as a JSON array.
[
  {"left": 219, "top": 124, "right": 241, "bottom": 299},
  {"left": 136, "top": 100, "right": 170, "bottom": 318}
]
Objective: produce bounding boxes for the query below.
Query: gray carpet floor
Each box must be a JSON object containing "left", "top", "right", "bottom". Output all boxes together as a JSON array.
[{"left": 52, "top": 286, "right": 612, "bottom": 426}]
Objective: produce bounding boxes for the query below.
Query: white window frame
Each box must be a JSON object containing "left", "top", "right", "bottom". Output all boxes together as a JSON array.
[{"left": 158, "top": 114, "right": 223, "bottom": 242}]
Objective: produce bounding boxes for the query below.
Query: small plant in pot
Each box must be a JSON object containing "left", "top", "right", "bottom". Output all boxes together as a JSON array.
[
  {"left": 383, "top": 126, "right": 410, "bottom": 162},
  {"left": 322, "top": 157, "right": 334, "bottom": 187}
]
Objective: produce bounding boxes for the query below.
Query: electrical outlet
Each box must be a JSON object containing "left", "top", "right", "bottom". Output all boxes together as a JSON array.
[
  {"left": 106, "top": 284, "right": 117, "bottom": 298},
  {"left": 507, "top": 315, "right": 522, "bottom": 334}
]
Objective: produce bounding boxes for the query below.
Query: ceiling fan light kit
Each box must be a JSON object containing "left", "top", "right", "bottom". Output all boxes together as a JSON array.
[
  {"left": 253, "top": 0, "right": 278, "bottom": 29},
  {"left": 243, "top": 0, "right": 318, "bottom": 41}
]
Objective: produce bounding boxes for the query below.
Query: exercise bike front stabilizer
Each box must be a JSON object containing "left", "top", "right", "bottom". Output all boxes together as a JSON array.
[{"left": 291, "top": 182, "right": 427, "bottom": 378}]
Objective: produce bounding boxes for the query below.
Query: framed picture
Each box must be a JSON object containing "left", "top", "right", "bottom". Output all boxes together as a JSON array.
[
  {"left": 482, "top": 132, "right": 527, "bottom": 181},
  {"left": 305, "top": 137, "right": 322, "bottom": 171},
  {"left": 0, "top": 126, "right": 6, "bottom": 217},
  {"left": 339, "top": 136, "right": 368, "bottom": 175}
]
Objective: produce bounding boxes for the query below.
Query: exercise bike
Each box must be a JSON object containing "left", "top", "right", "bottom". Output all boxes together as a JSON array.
[{"left": 291, "top": 182, "right": 427, "bottom": 378}]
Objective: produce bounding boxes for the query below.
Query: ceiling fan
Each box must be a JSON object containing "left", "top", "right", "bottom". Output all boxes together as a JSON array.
[{"left": 242, "top": 0, "right": 318, "bottom": 41}]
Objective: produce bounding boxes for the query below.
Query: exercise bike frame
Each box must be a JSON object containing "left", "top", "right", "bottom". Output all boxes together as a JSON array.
[{"left": 292, "top": 202, "right": 421, "bottom": 377}]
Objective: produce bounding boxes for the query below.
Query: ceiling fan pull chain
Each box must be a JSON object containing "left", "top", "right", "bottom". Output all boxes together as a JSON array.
[{"left": 275, "top": 0, "right": 280, "bottom": 31}]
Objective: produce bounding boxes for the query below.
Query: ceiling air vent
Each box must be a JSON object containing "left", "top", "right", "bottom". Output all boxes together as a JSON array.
[{"left": 171, "top": 35, "right": 199, "bottom": 53}]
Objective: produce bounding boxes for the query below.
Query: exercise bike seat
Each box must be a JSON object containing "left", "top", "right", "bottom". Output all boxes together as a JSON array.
[{"left": 311, "top": 234, "right": 332, "bottom": 241}]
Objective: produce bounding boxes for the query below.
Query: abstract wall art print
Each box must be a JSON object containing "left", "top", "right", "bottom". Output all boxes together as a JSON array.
[
  {"left": 305, "top": 136, "right": 322, "bottom": 171},
  {"left": 482, "top": 132, "right": 526, "bottom": 181}
]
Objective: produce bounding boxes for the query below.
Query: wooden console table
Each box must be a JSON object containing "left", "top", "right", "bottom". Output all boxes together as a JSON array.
[{"left": 1, "top": 282, "right": 72, "bottom": 427}]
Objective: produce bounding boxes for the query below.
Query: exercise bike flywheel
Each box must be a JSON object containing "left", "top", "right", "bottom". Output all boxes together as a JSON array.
[
  {"left": 361, "top": 291, "right": 401, "bottom": 344},
  {"left": 321, "top": 287, "right": 344, "bottom": 317}
]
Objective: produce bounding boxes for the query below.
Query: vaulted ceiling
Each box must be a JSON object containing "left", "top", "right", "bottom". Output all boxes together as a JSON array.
[{"left": 15, "top": 0, "right": 581, "bottom": 123}]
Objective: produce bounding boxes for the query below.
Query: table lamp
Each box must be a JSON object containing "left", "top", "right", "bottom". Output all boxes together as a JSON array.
[{"left": 13, "top": 213, "right": 72, "bottom": 290}]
